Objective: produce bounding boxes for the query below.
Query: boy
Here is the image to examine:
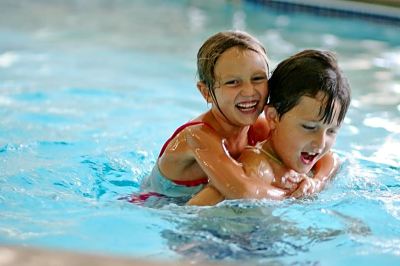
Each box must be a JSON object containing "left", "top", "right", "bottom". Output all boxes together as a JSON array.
[{"left": 186, "top": 49, "right": 351, "bottom": 205}]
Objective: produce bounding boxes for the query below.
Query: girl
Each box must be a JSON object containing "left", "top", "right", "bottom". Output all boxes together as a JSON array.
[{"left": 140, "top": 32, "right": 336, "bottom": 201}]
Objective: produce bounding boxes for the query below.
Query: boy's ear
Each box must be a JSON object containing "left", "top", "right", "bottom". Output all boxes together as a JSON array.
[
  {"left": 197, "top": 81, "right": 212, "bottom": 103},
  {"left": 265, "top": 106, "right": 279, "bottom": 130}
]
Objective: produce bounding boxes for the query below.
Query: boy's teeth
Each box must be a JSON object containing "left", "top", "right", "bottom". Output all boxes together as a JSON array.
[{"left": 301, "top": 152, "right": 319, "bottom": 162}]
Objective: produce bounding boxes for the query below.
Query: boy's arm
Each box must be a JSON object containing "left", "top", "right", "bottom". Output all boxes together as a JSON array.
[
  {"left": 185, "top": 124, "right": 288, "bottom": 200},
  {"left": 187, "top": 185, "right": 224, "bottom": 206},
  {"left": 312, "top": 151, "right": 340, "bottom": 191}
]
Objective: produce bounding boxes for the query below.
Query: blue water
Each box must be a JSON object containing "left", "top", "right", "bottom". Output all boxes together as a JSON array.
[{"left": 0, "top": 0, "right": 399, "bottom": 265}]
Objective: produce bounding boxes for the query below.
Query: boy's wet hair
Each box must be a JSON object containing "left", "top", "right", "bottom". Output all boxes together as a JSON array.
[
  {"left": 268, "top": 49, "right": 351, "bottom": 125},
  {"left": 197, "top": 31, "right": 269, "bottom": 107}
]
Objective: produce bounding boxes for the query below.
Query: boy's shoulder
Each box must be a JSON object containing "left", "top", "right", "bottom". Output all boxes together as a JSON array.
[{"left": 240, "top": 142, "right": 274, "bottom": 180}]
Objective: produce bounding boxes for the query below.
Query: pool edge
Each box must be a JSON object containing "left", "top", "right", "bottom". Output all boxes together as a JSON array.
[{"left": 0, "top": 245, "right": 235, "bottom": 266}]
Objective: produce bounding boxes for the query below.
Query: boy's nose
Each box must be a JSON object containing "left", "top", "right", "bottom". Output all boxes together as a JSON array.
[{"left": 311, "top": 132, "right": 326, "bottom": 150}]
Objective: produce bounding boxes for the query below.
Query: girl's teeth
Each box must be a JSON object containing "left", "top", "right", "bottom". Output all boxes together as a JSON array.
[{"left": 236, "top": 101, "right": 257, "bottom": 109}]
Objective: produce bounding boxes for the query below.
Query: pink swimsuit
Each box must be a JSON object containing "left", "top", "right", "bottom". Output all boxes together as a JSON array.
[{"left": 138, "top": 121, "right": 257, "bottom": 198}]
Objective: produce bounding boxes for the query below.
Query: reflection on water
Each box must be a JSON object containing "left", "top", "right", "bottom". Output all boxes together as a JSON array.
[{"left": 160, "top": 201, "right": 371, "bottom": 264}]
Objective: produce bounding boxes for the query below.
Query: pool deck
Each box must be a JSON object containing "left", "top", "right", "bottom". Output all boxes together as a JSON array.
[{"left": 0, "top": 245, "right": 235, "bottom": 266}]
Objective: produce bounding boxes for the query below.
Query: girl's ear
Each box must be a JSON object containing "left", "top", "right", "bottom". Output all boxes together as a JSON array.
[
  {"left": 265, "top": 106, "right": 278, "bottom": 130},
  {"left": 197, "top": 81, "right": 212, "bottom": 103}
]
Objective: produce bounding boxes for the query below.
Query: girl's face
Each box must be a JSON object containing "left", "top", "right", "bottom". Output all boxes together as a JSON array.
[
  {"left": 212, "top": 46, "right": 268, "bottom": 127},
  {"left": 269, "top": 92, "right": 341, "bottom": 174}
]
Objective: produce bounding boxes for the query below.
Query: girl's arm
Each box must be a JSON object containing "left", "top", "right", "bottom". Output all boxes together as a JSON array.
[
  {"left": 187, "top": 185, "right": 224, "bottom": 206},
  {"left": 185, "top": 124, "right": 288, "bottom": 200}
]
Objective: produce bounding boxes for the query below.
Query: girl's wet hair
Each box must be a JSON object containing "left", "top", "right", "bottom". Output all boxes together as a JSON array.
[
  {"left": 197, "top": 31, "right": 269, "bottom": 108},
  {"left": 268, "top": 49, "right": 351, "bottom": 125}
]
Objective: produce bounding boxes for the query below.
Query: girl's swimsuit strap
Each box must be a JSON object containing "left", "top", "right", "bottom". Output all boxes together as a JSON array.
[
  {"left": 172, "top": 178, "right": 208, "bottom": 186},
  {"left": 158, "top": 121, "right": 213, "bottom": 187},
  {"left": 158, "top": 121, "right": 214, "bottom": 158}
]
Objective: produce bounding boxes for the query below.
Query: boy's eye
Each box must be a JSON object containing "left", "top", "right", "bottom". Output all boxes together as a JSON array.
[
  {"left": 328, "top": 128, "right": 338, "bottom": 135},
  {"left": 302, "top": 124, "right": 316, "bottom": 130}
]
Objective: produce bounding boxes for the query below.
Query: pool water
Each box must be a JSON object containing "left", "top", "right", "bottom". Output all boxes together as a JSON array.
[{"left": 0, "top": 0, "right": 399, "bottom": 265}]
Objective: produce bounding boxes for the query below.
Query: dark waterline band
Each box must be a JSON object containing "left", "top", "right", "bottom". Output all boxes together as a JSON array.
[{"left": 245, "top": 0, "right": 400, "bottom": 26}]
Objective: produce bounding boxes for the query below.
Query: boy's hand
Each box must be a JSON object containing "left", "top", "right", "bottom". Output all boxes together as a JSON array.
[
  {"left": 290, "top": 177, "right": 321, "bottom": 198},
  {"left": 272, "top": 170, "right": 306, "bottom": 193}
]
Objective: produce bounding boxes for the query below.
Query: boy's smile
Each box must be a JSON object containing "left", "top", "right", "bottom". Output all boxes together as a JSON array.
[{"left": 300, "top": 152, "right": 319, "bottom": 165}]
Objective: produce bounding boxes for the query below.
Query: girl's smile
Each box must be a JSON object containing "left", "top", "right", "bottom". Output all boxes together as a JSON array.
[{"left": 212, "top": 46, "right": 269, "bottom": 127}]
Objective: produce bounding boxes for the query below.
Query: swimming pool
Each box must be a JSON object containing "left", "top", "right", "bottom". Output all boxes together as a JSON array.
[{"left": 0, "top": 0, "right": 399, "bottom": 265}]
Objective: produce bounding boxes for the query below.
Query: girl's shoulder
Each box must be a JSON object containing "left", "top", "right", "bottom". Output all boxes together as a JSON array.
[{"left": 251, "top": 116, "right": 271, "bottom": 142}]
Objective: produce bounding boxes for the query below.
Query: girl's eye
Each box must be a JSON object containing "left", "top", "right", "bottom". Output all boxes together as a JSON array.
[
  {"left": 252, "top": 76, "right": 267, "bottom": 83},
  {"left": 224, "top": 80, "right": 240, "bottom": 86}
]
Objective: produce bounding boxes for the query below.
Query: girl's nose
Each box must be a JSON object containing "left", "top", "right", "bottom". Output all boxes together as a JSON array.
[{"left": 241, "top": 81, "right": 255, "bottom": 96}]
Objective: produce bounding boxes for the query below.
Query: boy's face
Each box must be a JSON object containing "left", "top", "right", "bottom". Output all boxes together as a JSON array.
[
  {"left": 269, "top": 92, "right": 341, "bottom": 174},
  {"left": 211, "top": 46, "right": 269, "bottom": 127}
]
